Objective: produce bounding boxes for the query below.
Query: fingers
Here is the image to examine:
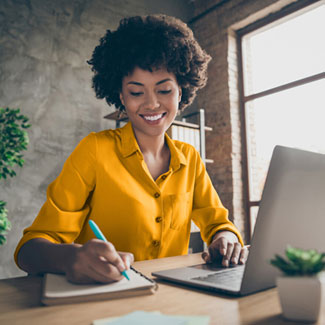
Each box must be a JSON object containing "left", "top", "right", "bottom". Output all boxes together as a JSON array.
[
  {"left": 119, "top": 252, "right": 134, "bottom": 269},
  {"left": 66, "top": 239, "right": 132, "bottom": 284},
  {"left": 239, "top": 245, "right": 249, "bottom": 264},
  {"left": 202, "top": 233, "right": 250, "bottom": 267},
  {"left": 201, "top": 238, "right": 227, "bottom": 264},
  {"left": 94, "top": 240, "right": 126, "bottom": 273},
  {"left": 224, "top": 242, "right": 241, "bottom": 267},
  {"left": 216, "top": 237, "right": 228, "bottom": 257},
  {"left": 201, "top": 251, "right": 210, "bottom": 263},
  {"left": 211, "top": 237, "right": 227, "bottom": 264},
  {"left": 69, "top": 258, "right": 124, "bottom": 284},
  {"left": 88, "top": 259, "right": 124, "bottom": 283}
]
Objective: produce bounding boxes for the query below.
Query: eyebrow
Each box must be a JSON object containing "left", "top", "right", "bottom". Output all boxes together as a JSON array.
[{"left": 127, "top": 78, "right": 172, "bottom": 86}]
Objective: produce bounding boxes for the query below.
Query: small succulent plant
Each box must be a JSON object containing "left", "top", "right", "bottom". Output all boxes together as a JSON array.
[{"left": 270, "top": 246, "right": 325, "bottom": 276}]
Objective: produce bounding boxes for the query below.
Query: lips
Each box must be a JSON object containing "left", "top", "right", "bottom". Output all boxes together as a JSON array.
[{"left": 140, "top": 112, "right": 166, "bottom": 121}]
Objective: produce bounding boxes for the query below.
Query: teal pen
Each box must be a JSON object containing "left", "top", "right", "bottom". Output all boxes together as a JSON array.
[{"left": 88, "top": 219, "right": 130, "bottom": 281}]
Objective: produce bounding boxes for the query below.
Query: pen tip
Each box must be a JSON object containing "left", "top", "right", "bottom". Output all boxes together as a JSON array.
[{"left": 122, "top": 270, "right": 130, "bottom": 281}]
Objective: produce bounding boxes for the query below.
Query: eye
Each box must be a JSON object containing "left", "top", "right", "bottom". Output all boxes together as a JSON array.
[
  {"left": 159, "top": 90, "right": 172, "bottom": 95},
  {"left": 130, "top": 92, "right": 143, "bottom": 97}
]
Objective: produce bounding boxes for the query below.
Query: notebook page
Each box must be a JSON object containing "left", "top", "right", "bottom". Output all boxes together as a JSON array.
[{"left": 44, "top": 268, "right": 152, "bottom": 298}]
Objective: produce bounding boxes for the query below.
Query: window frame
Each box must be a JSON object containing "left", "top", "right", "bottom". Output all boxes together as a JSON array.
[{"left": 236, "top": 0, "right": 325, "bottom": 239}]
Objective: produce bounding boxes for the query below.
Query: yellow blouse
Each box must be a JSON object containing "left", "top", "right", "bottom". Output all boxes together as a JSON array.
[{"left": 14, "top": 122, "right": 243, "bottom": 264}]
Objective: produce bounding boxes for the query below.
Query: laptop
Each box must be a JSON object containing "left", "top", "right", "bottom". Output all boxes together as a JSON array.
[{"left": 152, "top": 145, "right": 325, "bottom": 296}]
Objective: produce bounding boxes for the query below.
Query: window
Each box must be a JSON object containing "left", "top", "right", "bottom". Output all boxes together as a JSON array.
[{"left": 239, "top": 2, "right": 325, "bottom": 235}]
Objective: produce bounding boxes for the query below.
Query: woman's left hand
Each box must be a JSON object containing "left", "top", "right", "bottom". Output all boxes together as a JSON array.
[{"left": 201, "top": 231, "right": 249, "bottom": 267}]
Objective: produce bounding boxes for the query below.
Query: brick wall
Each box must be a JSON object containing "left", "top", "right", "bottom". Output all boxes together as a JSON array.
[{"left": 190, "top": 0, "right": 298, "bottom": 242}]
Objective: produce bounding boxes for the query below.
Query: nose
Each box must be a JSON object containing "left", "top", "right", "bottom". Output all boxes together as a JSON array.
[{"left": 143, "top": 92, "right": 160, "bottom": 110}]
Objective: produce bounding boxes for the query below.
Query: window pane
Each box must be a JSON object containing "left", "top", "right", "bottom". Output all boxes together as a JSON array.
[
  {"left": 242, "top": 4, "right": 325, "bottom": 95},
  {"left": 246, "top": 78, "right": 325, "bottom": 201},
  {"left": 250, "top": 206, "right": 259, "bottom": 235}
]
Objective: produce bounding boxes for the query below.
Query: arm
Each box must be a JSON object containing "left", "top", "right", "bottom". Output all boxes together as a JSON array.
[
  {"left": 189, "top": 150, "right": 248, "bottom": 266},
  {"left": 17, "top": 237, "right": 133, "bottom": 283},
  {"left": 15, "top": 134, "right": 133, "bottom": 283}
]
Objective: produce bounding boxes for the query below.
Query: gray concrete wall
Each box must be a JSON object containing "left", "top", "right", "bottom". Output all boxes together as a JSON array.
[{"left": 0, "top": 0, "right": 194, "bottom": 279}]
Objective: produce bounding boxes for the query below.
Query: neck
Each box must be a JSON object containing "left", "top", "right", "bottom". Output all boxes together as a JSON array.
[
  {"left": 131, "top": 126, "right": 171, "bottom": 180},
  {"left": 134, "top": 131, "right": 166, "bottom": 157}
]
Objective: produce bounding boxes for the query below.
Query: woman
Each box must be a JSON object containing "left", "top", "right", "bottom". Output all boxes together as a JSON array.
[{"left": 15, "top": 15, "right": 248, "bottom": 284}]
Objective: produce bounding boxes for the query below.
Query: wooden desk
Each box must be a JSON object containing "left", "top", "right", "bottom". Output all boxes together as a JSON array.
[{"left": 0, "top": 253, "right": 324, "bottom": 325}]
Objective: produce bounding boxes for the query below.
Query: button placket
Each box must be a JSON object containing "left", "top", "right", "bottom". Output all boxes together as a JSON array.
[
  {"left": 153, "top": 189, "right": 162, "bottom": 254},
  {"left": 155, "top": 216, "right": 162, "bottom": 223},
  {"left": 152, "top": 240, "right": 160, "bottom": 247}
]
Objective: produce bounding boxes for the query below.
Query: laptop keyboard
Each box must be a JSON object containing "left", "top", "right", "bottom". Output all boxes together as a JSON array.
[{"left": 191, "top": 266, "right": 244, "bottom": 287}]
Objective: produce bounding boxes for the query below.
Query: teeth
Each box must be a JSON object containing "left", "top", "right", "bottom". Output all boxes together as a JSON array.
[{"left": 143, "top": 114, "right": 163, "bottom": 121}]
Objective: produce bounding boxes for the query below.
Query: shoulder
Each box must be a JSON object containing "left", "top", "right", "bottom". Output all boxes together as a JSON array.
[
  {"left": 168, "top": 138, "right": 206, "bottom": 175},
  {"left": 172, "top": 139, "right": 199, "bottom": 158},
  {"left": 170, "top": 138, "right": 202, "bottom": 168},
  {"left": 70, "top": 128, "right": 121, "bottom": 159},
  {"left": 81, "top": 128, "right": 122, "bottom": 147}
]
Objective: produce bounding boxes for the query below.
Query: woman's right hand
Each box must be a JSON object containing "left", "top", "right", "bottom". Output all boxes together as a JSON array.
[{"left": 65, "top": 239, "right": 134, "bottom": 284}]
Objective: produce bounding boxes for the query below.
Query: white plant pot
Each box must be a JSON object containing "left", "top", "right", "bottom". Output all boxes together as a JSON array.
[{"left": 277, "top": 274, "right": 324, "bottom": 322}]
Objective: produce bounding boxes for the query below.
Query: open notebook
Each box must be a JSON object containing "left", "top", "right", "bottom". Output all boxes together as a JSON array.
[{"left": 41, "top": 267, "right": 158, "bottom": 305}]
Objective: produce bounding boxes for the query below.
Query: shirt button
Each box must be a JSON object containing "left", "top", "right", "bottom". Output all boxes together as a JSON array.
[
  {"left": 155, "top": 216, "right": 162, "bottom": 223},
  {"left": 161, "top": 175, "right": 167, "bottom": 180},
  {"left": 152, "top": 240, "right": 160, "bottom": 247},
  {"left": 154, "top": 192, "right": 160, "bottom": 198}
]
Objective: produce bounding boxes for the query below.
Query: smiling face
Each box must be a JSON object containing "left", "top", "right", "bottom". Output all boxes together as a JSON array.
[{"left": 119, "top": 67, "right": 182, "bottom": 140}]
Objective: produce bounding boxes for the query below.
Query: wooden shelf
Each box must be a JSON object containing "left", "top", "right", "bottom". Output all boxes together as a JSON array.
[{"left": 172, "top": 119, "right": 213, "bottom": 132}]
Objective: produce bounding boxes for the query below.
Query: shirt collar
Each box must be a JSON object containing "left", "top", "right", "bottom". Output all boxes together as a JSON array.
[
  {"left": 120, "top": 122, "right": 141, "bottom": 158},
  {"left": 165, "top": 132, "right": 187, "bottom": 171},
  {"left": 120, "top": 122, "right": 187, "bottom": 170}
]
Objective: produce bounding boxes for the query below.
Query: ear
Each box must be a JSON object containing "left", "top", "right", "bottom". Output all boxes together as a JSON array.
[
  {"left": 178, "top": 87, "right": 182, "bottom": 103},
  {"left": 119, "top": 93, "right": 125, "bottom": 106}
]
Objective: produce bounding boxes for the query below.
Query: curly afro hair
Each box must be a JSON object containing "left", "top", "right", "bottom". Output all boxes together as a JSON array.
[{"left": 88, "top": 14, "right": 211, "bottom": 111}]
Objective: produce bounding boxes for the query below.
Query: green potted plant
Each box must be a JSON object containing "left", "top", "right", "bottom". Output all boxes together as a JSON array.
[
  {"left": 0, "top": 107, "right": 30, "bottom": 245},
  {"left": 271, "top": 246, "right": 325, "bottom": 322}
]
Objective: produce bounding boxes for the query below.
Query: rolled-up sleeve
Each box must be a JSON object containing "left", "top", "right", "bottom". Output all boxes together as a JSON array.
[
  {"left": 190, "top": 150, "right": 244, "bottom": 246},
  {"left": 14, "top": 133, "right": 97, "bottom": 264}
]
